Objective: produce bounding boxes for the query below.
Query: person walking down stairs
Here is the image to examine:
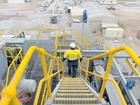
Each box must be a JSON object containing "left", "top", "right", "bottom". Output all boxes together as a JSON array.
[{"left": 62, "top": 43, "right": 83, "bottom": 78}]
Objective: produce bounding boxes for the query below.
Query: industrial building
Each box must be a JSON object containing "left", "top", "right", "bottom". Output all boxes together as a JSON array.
[{"left": 0, "top": 0, "right": 140, "bottom": 105}]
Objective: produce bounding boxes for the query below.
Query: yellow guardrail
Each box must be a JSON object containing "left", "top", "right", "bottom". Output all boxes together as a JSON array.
[
  {"left": 2, "top": 47, "right": 17, "bottom": 59},
  {"left": 2, "top": 47, "right": 23, "bottom": 86},
  {"left": 0, "top": 46, "right": 64, "bottom": 105},
  {"left": 54, "top": 32, "right": 81, "bottom": 56},
  {"left": 80, "top": 46, "right": 140, "bottom": 105},
  {"left": 126, "top": 58, "right": 139, "bottom": 76}
]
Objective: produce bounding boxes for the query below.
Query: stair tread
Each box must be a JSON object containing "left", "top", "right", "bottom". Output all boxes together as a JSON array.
[
  {"left": 58, "top": 90, "right": 91, "bottom": 92},
  {"left": 56, "top": 93, "right": 94, "bottom": 96},
  {"left": 60, "top": 85, "right": 86, "bottom": 87},
  {"left": 55, "top": 98, "right": 97, "bottom": 101},
  {"left": 52, "top": 104, "right": 102, "bottom": 105},
  {"left": 59, "top": 87, "right": 88, "bottom": 90}
]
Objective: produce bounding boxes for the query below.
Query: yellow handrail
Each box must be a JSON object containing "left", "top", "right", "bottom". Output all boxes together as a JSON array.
[
  {"left": 0, "top": 46, "right": 64, "bottom": 105},
  {"left": 126, "top": 58, "right": 139, "bottom": 76},
  {"left": 2, "top": 47, "right": 20, "bottom": 59},
  {"left": 5, "top": 47, "right": 23, "bottom": 86},
  {"left": 33, "top": 70, "right": 62, "bottom": 105},
  {"left": 82, "top": 70, "right": 127, "bottom": 105},
  {"left": 55, "top": 33, "right": 59, "bottom": 54},
  {"left": 80, "top": 46, "right": 140, "bottom": 105}
]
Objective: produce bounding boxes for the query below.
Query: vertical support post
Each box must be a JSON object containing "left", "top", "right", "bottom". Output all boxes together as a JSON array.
[
  {"left": 40, "top": 49, "right": 52, "bottom": 99},
  {"left": 20, "top": 53, "right": 23, "bottom": 59},
  {"left": 62, "top": 62, "right": 64, "bottom": 77},
  {"left": 57, "top": 57, "right": 60, "bottom": 81},
  {"left": 46, "top": 78, "right": 52, "bottom": 99},
  {"left": 0, "top": 87, "right": 21, "bottom": 105},
  {"left": 11, "top": 97, "right": 21, "bottom": 105},
  {"left": 62, "top": 32, "right": 65, "bottom": 44},
  {"left": 86, "top": 59, "right": 89, "bottom": 80},
  {"left": 78, "top": 59, "right": 82, "bottom": 77},
  {"left": 13, "top": 61, "right": 17, "bottom": 72},
  {"left": 82, "top": 22, "right": 84, "bottom": 49},
  {"left": 99, "top": 54, "right": 114, "bottom": 99}
]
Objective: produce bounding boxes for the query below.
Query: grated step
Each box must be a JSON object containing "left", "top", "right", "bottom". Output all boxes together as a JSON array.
[
  {"left": 56, "top": 93, "right": 94, "bottom": 98},
  {"left": 56, "top": 93, "right": 94, "bottom": 96},
  {"left": 56, "top": 95, "right": 95, "bottom": 98},
  {"left": 60, "top": 85, "right": 86, "bottom": 87},
  {"left": 59, "top": 87, "right": 88, "bottom": 90},
  {"left": 55, "top": 98, "right": 97, "bottom": 101},
  {"left": 54, "top": 98, "right": 98, "bottom": 104},
  {"left": 52, "top": 104, "right": 102, "bottom": 105},
  {"left": 58, "top": 90, "right": 91, "bottom": 93}
]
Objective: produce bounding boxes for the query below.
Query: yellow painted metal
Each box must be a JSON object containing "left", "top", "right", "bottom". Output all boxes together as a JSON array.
[
  {"left": 56, "top": 93, "right": 93, "bottom": 96},
  {"left": 89, "top": 46, "right": 140, "bottom": 70},
  {"left": 126, "top": 58, "right": 139, "bottom": 76},
  {"left": 34, "top": 70, "right": 62, "bottom": 105},
  {"left": 55, "top": 33, "right": 59, "bottom": 54},
  {"left": 2, "top": 47, "right": 16, "bottom": 59},
  {"left": 107, "top": 77, "right": 127, "bottom": 105},
  {"left": 41, "top": 83, "right": 47, "bottom": 105},
  {"left": 52, "top": 104, "right": 102, "bottom": 105},
  {"left": 4, "top": 47, "right": 23, "bottom": 86},
  {"left": 58, "top": 90, "right": 91, "bottom": 92},
  {"left": 85, "top": 59, "right": 90, "bottom": 80},
  {"left": 82, "top": 70, "right": 127, "bottom": 105},
  {"left": 59, "top": 87, "right": 88, "bottom": 89},
  {"left": 2, "top": 48, "right": 12, "bottom": 58},
  {"left": 80, "top": 46, "right": 140, "bottom": 105},
  {"left": 48, "top": 59, "right": 53, "bottom": 75},
  {"left": 0, "top": 46, "right": 64, "bottom": 105},
  {"left": 55, "top": 97, "right": 97, "bottom": 101},
  {"left": 99, "top": 54, "right": 114, "bottom": 98},
  {"left": 57, "top": 58, "right": 61, "bottom": 82}
]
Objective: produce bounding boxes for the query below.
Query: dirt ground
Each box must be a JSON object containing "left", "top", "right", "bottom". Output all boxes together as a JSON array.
[
  {"left": 111, "top": 5, "right": 140, "bottom": 39},
  {"left": 103, "top": 5, "right": 140, "bottom": 55}
]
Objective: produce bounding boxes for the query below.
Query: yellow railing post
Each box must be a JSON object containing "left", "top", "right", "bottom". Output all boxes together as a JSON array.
[
  {"left": 41, "top": 84, "right": 47, "bottom": 105},
  {"left": 126, "top": 58, "right": 139, "bottom": 76},
  {"left": 78, "top": 59, "right": 82, "bottom": 77},
  {"left": 12, "top": 61, "right": 17, "bottom": 71},
  {"left": 40, "top": 48, "right": 52, "bottom": 99},
  {"left": 86, "top": 59, "right": 90, "bottom": 80},
  {"left": 46, "top": 78, "right": 52, "bottom": 99},
  {"left": 57, "top": 57, "right": 61, "bottom": 81},
  {"left": 99, "top": 54, "right": 114, "bottom": 99},
  {"left": 55, "top": 32, "right": 59, "bottom": 55},
  {"left": 0, "top": 86, "right": 21, "bottom": 105},
  {"left": 62, "top": 32, "right": 65, "bottom": 44}
]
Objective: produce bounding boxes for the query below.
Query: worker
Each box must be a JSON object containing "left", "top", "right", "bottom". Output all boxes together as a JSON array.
[{"left": 62, "top": 43, "right": 82, "bottom": 77}]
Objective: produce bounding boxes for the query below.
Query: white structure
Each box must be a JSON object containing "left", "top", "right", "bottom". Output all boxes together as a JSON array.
[
  {"left": 8, "top": 0, "right": 25, "bottom": 3},
  {"left": 70, "top": 7, "right": 84, "bottom": 21},
  {"left": 103, "top": 28, "right": 124, "bottom": 38}
]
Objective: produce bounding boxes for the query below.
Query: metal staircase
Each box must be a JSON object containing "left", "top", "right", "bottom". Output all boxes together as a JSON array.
[{"left": 52, "top": 77, "right": 101, "bottom": 105}]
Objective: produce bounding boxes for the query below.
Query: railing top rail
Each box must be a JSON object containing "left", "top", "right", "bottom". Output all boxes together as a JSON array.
[
  {"left": 7, "top": 46, "right": 58, "bottom": 88},
  {"left": 2, "top": 47, "right": 22, "bottom": 58},
  {"left": 88, "top": 46, "right": 140, "bottom": 74}
]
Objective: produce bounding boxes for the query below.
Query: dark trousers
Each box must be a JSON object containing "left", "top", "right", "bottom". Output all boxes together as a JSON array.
[{"left": 67, "top": 60, "right": 78, "bottom": 77}]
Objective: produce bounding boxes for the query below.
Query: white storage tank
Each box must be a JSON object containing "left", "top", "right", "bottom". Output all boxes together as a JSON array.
[{"left": 103, "top": 28, "right": 124, "bottom": 38}]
